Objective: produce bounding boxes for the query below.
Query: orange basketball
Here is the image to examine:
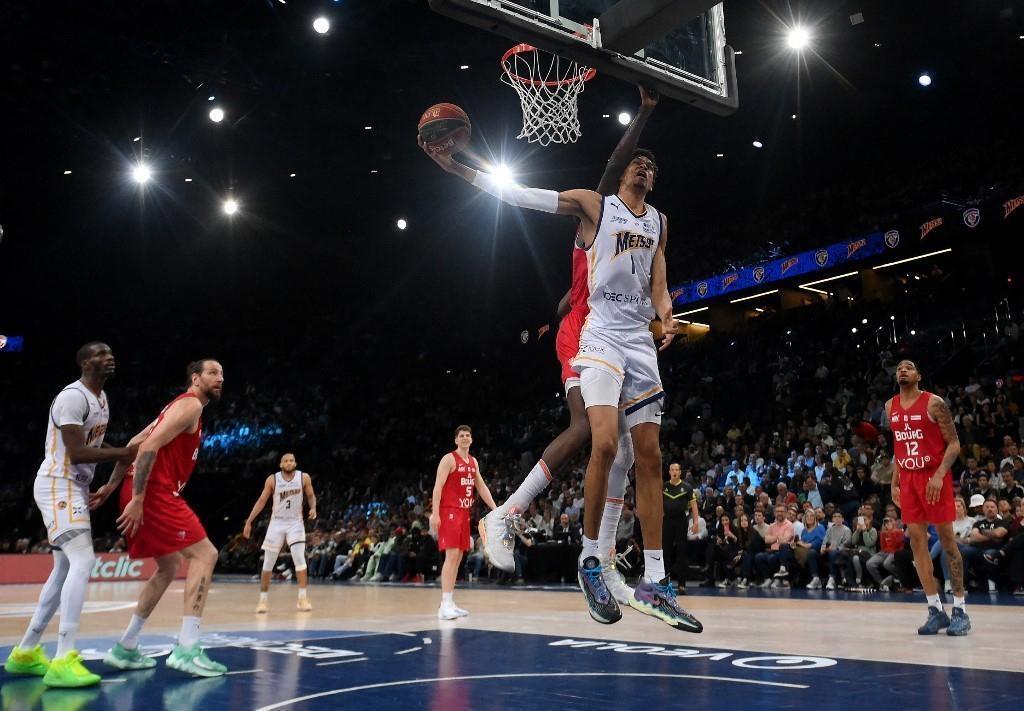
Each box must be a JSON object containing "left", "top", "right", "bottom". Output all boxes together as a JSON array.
[{"left": 418, "top": 103, "right": 471, "bottom": 155}]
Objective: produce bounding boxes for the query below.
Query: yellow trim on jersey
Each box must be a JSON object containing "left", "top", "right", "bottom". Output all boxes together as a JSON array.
[
  {"left": 621, "top": 386, "right": 664, "bottom": 409},
  {"left": 46, "top": 427, "right": 59, "bottom": 478},
  {"left": 49, "top": 476, "right": 58, "bottom": 533},
  {"left": 574, "top": 354, "right": 623, "bottom": 375},
  {"left": 588, "top": 238, "right": 598, "bottom": 297}
]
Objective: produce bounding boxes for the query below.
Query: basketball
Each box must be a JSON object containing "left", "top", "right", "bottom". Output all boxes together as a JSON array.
[{"left": 418, "top": 103, "right": 471, "bottom": 155}]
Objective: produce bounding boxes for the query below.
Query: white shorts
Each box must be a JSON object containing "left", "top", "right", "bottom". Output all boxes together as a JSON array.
[
  {"left": 262, "top": 518, "right": 306, "bottom": 552},
  {"left": 34, "top": 476, "right": 91, "bottom": 544},
  {"left": 572, "top": 328, "right": 664, "bottom": 428},
  {"left": 564, "top": 376, "right": 581, "bottom": 395}
]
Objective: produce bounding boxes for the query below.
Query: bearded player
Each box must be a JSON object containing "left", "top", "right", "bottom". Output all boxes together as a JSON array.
[
  {"left": 480, "top": 88, "right": 695, "bottom": 607},
  {"left": 4, "top": 343, "right": 142, "bottom": 687},
  {"left": 430, "top": 425, "right": 497, "bottom": 620},
  {"left": 243, "top": 453, "right": 318, "bottom": 613},
  {"left": 885, "top": 359, "right": 970, "bottom": 635},
  {"left": 422, "top": 101, "right": 701, "bottom": 632},
  {"left": 102, "top": 359, "right": 227, "bottom": 676}
]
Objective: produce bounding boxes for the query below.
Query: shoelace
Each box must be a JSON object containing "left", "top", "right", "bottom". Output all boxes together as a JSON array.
[{"left": 583, "top": 565, "right": 611, "bottom": 603}]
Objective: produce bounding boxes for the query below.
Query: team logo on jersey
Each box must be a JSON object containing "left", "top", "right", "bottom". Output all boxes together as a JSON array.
[
  {"left": 57, "top": 501, "right": 68, "bottom": 510},
  {"left": 891, "top": 414, "right": 899, "bottom": 423},
  {"left": 962, "top": 208, "right": 981, "bottom": 229},
  {"left": 884, "top": 230, "right": 900, "bottom": 248},
  {"left": 610, "top": 215, "right": 629, "bottom": 225},
  {"left": 1004, "top": 194, "right": 1024, "bottom": 219},
  {"left": 846, "top": 239, "right": 866, "bottom": 258},
  {"left": 753, "top": 267, "right": 767, "bottom": 283},
  {"left": 814, "top": 250, "right": 829, "bottom": 267},
  {"left": 722, "top": 274, "right": 739, "bottom": 290},
  {"left": 920, "top": 217, "right": 943, "bottom": 240},
  {"left": 641, "top": 219, "right": 658, "bottom": 235},
  {"left": 696, "top": 282, "right": 709, "bottom": 297},
  {"left": 613, "top": 231, "right": 654, "bottom": 257},
  {"left": 780, "top": 257, "right": 800, "bottom": 275}
]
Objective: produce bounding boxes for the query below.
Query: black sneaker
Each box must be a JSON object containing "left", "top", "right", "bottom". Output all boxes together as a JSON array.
[
  {"left": 577, "top": 556, "right": 621, "bottom": 624},
  {"left": 917, "top": 606, "right": 951, "bottom": 635}
]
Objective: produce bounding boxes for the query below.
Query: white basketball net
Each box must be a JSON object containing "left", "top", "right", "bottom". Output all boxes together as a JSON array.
[{"left": 501, "top": 44, "right": 594, "bottom": 146}]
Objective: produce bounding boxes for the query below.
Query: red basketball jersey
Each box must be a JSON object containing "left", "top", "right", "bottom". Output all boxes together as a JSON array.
[
  {"left": 147, "top": 393, "right": 204, "bottom": 497},
  {"left": 568, "top": 240, "right": 590, "bottom": 314},
  {"left": 890, "top": 391, "right": 947, "bottom": 475},
  {"left": 440, "top": 451, "right": 477, "bottom": 510}
]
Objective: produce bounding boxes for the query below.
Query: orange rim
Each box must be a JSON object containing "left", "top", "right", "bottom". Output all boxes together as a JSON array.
[{"left": 501, "top": 43, "right": 596, "bottom": 89}]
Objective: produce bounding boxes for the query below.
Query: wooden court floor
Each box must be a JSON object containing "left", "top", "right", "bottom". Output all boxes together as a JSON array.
[{"left": 2, "top": 579, "right": 1022, "bottom": 709}]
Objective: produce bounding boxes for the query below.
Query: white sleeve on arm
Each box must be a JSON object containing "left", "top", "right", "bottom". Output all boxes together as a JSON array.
[
  {"left": 51, "top": 389, "right": 89, "bottom": 427},
  {"left": 472, "top": 171, "right": 559, "bottom": 213}
]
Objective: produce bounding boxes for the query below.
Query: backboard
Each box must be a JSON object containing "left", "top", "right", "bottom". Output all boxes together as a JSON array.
[{"left": 428, "top": 0, "right": 738, "bottom": 115}]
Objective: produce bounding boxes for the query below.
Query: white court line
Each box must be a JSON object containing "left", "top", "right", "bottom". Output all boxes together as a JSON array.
[
  {"left": 254, "top": 672, "right": 809, "bottom": 710},
  {"left": 100, "top": 678, "right": 127, "bottom": 684},
  {"left": 316, "top": 658, "right": 368, "bottom": 667},
  {"left": 224, "top": 668, "right": 263, "bottom": 676},
  {"left": 394, "top": 647, "right": 422, "bottom": 655}
]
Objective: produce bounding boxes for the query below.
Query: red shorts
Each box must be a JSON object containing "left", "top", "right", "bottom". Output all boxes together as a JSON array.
[
  {"left": 437, "top": 507, "right": 471, "bottom": 552},
  {"left": 120, "top": 481, "right": 208, "bottom": 559},
  {"left": 899, "top": 470, "right": 955, "bottom": 525},
  {"left": 556, "top": 309, "right": 587, "bottom": 386}
]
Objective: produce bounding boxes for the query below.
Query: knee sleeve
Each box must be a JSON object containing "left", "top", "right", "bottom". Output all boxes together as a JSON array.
[
  {"left": 263, "top": 549, "right": 280, "bottom": 572},
  {"left": 290, "top": 542, "right": 307, "bottom": 572},
  {"left": 608, "top": 419, "right": 634, "bottom": 500}
]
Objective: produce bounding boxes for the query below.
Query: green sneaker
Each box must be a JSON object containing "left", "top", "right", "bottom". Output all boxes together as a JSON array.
[
  {"left": 41, "top": 651, "right": 101, "bottom": 688},
  {"left": 165, "top": 643, "right": 226, "bottom": 677},
  {"left": 103, "top": 642, "right": 157, "bottom": 670},
  {"left": 4, "top": 644, "right": 50, "bottom": 676}
]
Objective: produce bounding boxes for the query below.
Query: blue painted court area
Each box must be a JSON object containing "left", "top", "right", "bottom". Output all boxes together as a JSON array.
[{"left": 2, "top": 628, "right": 1023, "bottom": 710}]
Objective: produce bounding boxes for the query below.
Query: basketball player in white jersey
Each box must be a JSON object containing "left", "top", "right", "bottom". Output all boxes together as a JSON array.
[
  {"left": 243, "top": 453, "right": 317, "bottom": 612},
  {"left": 421, "top": 138, "right": 702, "bottom": 632},
  {"left": 4, "top": 343, "right": 143, "bottom": 687}
]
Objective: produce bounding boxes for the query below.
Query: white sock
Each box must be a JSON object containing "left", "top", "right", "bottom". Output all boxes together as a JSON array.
[
  {"left": 926, "top": 593, "right": 943, "bottom": 611},
  {"left": 120, "top": 614, "right": 148, "bottom": 650},
  {"left": 298, "top": 588, "right": 307, "bottom": 599},
  {"left": 504, "top": 460, "right": 552, "bottom": 513},
  {"left": 953, "top": 595, "right": 966, "bottom": 611},
  {"left": 579, "top": 536, "right": 601, "bottom": 566},
  {"left": 21, "top": 549, "right": 70, "bottom": 649},
  {"left": 441, "top": 592, "right": 453, "bottom": 607},
  {"left": 56, "top": 534, "right": 94, "bottom": 657},
  {"left": 644, "top": 549, "right": 666, "bottom": 583},
  {"left": 598, "top": 499, "right": 624, "bottom": 559},
  {"left": 178, "top": 616, "right": 201, "bottom": 648},
  {"left": 259, "top": 592, "right": 268, "bottom": 602}
]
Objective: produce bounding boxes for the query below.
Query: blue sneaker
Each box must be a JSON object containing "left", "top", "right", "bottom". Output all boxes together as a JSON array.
[
  {"left": 917, "top": 606, "right": 950, "bottom": 635},
  {"left": 946, "top": 607, "right": 971, "bottom": 636},
  {"left": 577, "top": 556, "right": 621, "bottom": 624},
  {"left": 631, "top": 577, "right": 704, "bottom": 633}
]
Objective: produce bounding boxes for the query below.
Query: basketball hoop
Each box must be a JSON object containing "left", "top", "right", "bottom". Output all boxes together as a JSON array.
[{"left": 501, "top": 43, "right": 596, "bottom": 146}]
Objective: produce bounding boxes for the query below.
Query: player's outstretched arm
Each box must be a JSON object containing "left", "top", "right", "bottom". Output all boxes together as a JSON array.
[
  {"left": 117, "top": 397, "right": 202, "bottom": 538},
  {"left": 243, "top": 475, "right": 276, "bottom": 538},
  {"left": 430, "top": 454, "right": 454, "bottom": 535},
  {"left": 596, "top": 85, "right": 658, "bottom": 196},
  {"left": 61, "top": 424, "right": 136, "bottom": 465},
  {"left": 90, "top": 421, "right": 157, "bottom": 510},
  {"left": 303, "top": 472, "right": 317, "bottom": 520},
  {"left": 473, "top": 459, "right": 497, "bottom": 512}
]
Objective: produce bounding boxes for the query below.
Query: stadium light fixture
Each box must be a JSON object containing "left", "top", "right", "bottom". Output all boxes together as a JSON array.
[
  {"left": 918, "top": 73, "right": 932, "bottom": 87},
  {"left": 752, "top": 140, "right": 764, "bottom": 149},
  {"left": 617, "top": 112, "right": 631, "bottom": 125},
  {"left": 223, "top": 198, "right": 239, "bottom": 215},
  {"left": 396, "top": 218, "right": 408, "bottom": 230},
  {"left": 799, "top": 271, "right": 858, "bottom": 289},
  {"left": 729, "top": 289, "right": 779, "bottom": 304},
  {"left": 132, "top": 163, "right": 152, "bottom": 184},
  {"left": 63, "top": 170, "right": 72, "bottom": 175},
  {"left": 786, "top": 26, "right": 810, "bottom": 51},
  {"left": 676, "top": 306, "right": 709, "bottom": 317},
  {"left": 313, "top": 17, "right": 330, "bottom": 34},
  {"left": 872, "top": 248, "right": 952, "bottom": 270}
]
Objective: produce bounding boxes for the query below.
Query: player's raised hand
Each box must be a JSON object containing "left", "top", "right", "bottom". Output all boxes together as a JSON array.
[
  {"left": 640, "top": 84, "right": 660, "bottom": 108},
  {"left": 417, "top": 134, "right": 457, "bottom": 173},
  {"left": 117, "top": 496, "right": 144, "bottom": 538}
]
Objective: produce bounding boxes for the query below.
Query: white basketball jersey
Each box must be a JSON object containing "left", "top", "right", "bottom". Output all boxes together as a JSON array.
[
  {"left": 582, "top": 194, "right": 662, "bottom": 332},
  {"left": 36, "top": 381, "right": 109, "bottom": 485},
  {"left": 271, "top": 471, "right": 304, "bottom": 521}
]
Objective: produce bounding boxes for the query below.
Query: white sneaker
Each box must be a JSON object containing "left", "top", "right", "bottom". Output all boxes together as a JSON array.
[
  {"left": 438, "top": 604, "right": 460, "bottom": 621},
  {"left": 808, "top": 577, "right": 822, "bottom": 590},
  {"left": 988, "top": 580, "right": 997, "bottom": 593},
  {"left": 716, "top": 579, "right": 729, "bottom": 588},
  {"left": 773, "top": 565, "right": 789, "bottom": 578},
  {"left": 601, "top": 557, "right": 635, "bottom": 605},
  {"left": 736, "top": 578, "right": 749, "bottom": 589},
  {"left": 880, "top": 575, "right": 894, "bottom": 590},
  {"left": 825, "top": 576, "right": 836, "bottom": 591},
  {"left": 944, "top": 581, "right": 952, "bottom": 594},
  {"left": 452, "top": 606, "right": 469, "bottom": 617},
  {"left": 369, "top": 573, "right": 384, "bottom": 582},
  {"left": 480, "top": 506, "right": 519, "bottom": 573}
]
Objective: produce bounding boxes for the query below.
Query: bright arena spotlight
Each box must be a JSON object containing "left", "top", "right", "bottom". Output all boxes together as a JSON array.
[
  {"left": 312, "top": 17, "right": 330, "bottom": 34},
  {"left": 918, "top": 73, "right": 932, "bottom": 87},
  {"left": 132, "top": 163, "right": 152, "bottom": 184},
  {"left": 492, "top": 163, "right": 514, "bottom": 188},
  {"left": 223, "top": 198, "right": 239, "bottom": 215},
  {"left": 396, "top": 218, "right": 408, "bottom": 230},
  {"left": 786, "top": 26, "right": 810, "bottom": 50},
  {"left": 617, "top": 111, "right": 631, "bottom": 125},
  {"left": 209, "top": 107, "right": 225, "bottom": 123}
]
